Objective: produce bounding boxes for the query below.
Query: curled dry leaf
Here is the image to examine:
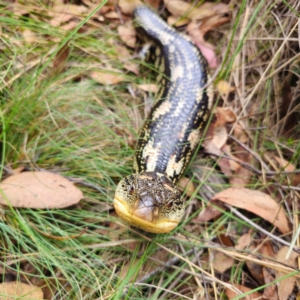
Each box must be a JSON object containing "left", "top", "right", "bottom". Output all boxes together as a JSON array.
[
  {"left": 0, "top": 281, "right": 43, "bottom": 299},
  {"left": 275, "top": 246, "right": 299, "bottom": 300},
  {"left": 0, "top": 171, "right": 83, "bottom": 209},
  {"left": 90, "top": 70, "right": 127, "bottom": 85},
  {"left": 118, "top": 22, "right": 136, "bottom": 48},
  {"left": 212, "top": 188, "right": 290, "bottom": 234}
]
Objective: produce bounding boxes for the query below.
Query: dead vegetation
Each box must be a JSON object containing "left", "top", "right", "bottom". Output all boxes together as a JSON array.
[{"left": 0, "top": 0, "right": 299, "bottom": 299}]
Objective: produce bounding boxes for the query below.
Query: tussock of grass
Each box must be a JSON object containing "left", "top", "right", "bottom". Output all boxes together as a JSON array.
[{"left": 0, "top": 0, "right": 299, "bottom": 298}]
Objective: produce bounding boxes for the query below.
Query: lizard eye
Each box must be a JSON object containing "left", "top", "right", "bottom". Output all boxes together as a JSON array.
[{"left": 166, "top": 201, "right": 173, "bottom": 209}]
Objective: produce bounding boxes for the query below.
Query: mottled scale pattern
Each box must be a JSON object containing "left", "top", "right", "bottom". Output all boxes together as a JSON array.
[
  {"left": 113, "top": 6, "right": 212, "bottom": 233},
  {"left": 134, "top": 6, "right": 211, "bottom": 183}
]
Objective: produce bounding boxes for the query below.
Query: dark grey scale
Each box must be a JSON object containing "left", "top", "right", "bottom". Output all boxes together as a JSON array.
[{"left": 133, "top": 6, "right": 210, "bottom": 183}]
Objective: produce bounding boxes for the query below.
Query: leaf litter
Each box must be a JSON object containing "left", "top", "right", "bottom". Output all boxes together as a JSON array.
[
  {"left": 2, "top": 0, "right": 300, "bottom": 299},
  {"left": 0, "top": 171, "right": 83, "bottom": 208}
]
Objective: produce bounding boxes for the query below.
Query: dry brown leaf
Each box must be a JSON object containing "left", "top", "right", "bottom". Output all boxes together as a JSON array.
[
  {"left": 195, "top": 3, "right": 231, "bottom": 33},
  {"left": 263, "top": 267, "right": 279, "bottom": 300},
  {"left": 163, "top": 0, "right": 191, "bottom": 17},
  {"left": 275, "top": 246, "right": 299, "bottom": 300},
  {"left": 53, "top": 43, "right": 69, "bottom": 75},
  {"left": 195, "top": 200, "right": 226, "bottom": 222},
  {"left": 177, "top": 177, "right": 195, "bottom": 197},
  {"left": 212, "top": 188, "right": 290, "bottom": 234},
  {"left": 211, "top": 250, "right": 235, "bottom": 273},
  {"left": 215, "top": 107, "right": 236, "bottom": 124},
  {"left": 118, "top": 0, "right": 142, "bottom": 14},
  {"left": 0, "top": 281, "right": 43, "bottom": 299},
  {"left": 124, "top": 62, "right": 139, "bottom": 75},
  {"left": 49, "top": 4, "right": 88, "bottom": 26},
  {"left": 0, "top": 171, "right": 83, "bottom": 209},
  {"left": 144, "top": 0, "right": 162, "bottom": 9},
  {"left": 167, "top": 15, "right": 189, "bottom": 26},
  {"left": 233, "top": 124, "right": 248, "bottom": 143},
  {"left": 137, "top": 83, "right": 158, "bottom": 93},
  {"left": 163, "top": 0, "right": 218, "bottom": 20},
  {"left": 211, "top": 126, "right": 227, "bottom": 150},
  {"left": 104, "top": 11, "right": 119, "bottom": 19},
  {"left": 90, "top": 71, "right": 126, "bottom": 85},
  {"left": 222, "top": 145, "right": 241, "bottom": 172},
  {"left": 118, "top": 22, "right": 136, "bottom": 48},
  {"left": 225, "top": 283, "right": 262, "bottom": 299},
  {"left": 246, "top": 258, "right": 265, "bottom": 285},
  {"left": 273, "top": 156, "right": 295, "bottom": 172},
  {"left": 235, "top": 230, "right": 252, "bottom": 250}
]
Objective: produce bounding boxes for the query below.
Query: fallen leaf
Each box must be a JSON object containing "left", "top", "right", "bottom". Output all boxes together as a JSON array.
[
  {"left": 211, "top": 125, "right": 227, "bottom": 149},
  {"left": 124, "top": 62, "right": 139, "bottom": 74},
  {"left": 167, "top": 15, "right": 189, "bottom": 27},
  {"left": 177, "top": 177, "right": 195, "bottom": 197},
  {"left": 275, "top": 246, "right": 299, "bottom": 300},
  {"left": 118, "top": 0, "right": 142, "bottom": 14},
  {"left": 163, "top": 0, "right": 191, "bottom": 17},
  {"left": 115, "top": 44, "right": 139, "bottom": 75},
  {"left": 273, "top": 156, "right": 295, "bottom": 172},
  {"left": 104, "top": 11, "right": 119, "bottom": 19},
  {"left": 49, "top": 4, "right": 88, "bottom": 27},
  {"left": 246, "top": 256, "right": 265, "bottom": 284},
  {"left": 53, "top": 43, "right": 69, "bottom": 75},
  {"left": 263, "top": 267, "right": 278, "bottom": 300},
  {"left": 210, "top": 250, "right": 235, "bottom": 273},
  {"left": 0, "top": 171, "right": 83, "bottom": 209},
  {"left": 118, "top": 22, "right": 136, "bottom": 48},
  {"left": 144, "top": 0, "right": 161, "bottom": 9},
  {"left": 225, "top": 283, "right": 262, "bottom": 299},
  {"left": 235, "top": 230, "right": 252, "bottom": 250},
  {"left": 212, "top": 188, "right": 290, "bottom": 234},
  {"left": 0, "top": 282, "right": 43, "bottom": 299},
  {"left": 90, "top": 70, "right": 127, "bottom": 85},
  {"left": 216, "top": 107, "right": 236, "bottom": 124},
  {"left": 195, "top": 200, "right": 226, "bottom": 222}
]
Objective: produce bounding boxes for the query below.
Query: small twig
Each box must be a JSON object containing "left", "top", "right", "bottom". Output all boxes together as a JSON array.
[{"left": 226, "top": 205, "right": 300, "bottom": 254}]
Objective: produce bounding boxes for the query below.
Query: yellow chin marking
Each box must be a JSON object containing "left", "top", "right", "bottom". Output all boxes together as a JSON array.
[{"left": 114, "top": 196, "right": 178, "bottom": 234}]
